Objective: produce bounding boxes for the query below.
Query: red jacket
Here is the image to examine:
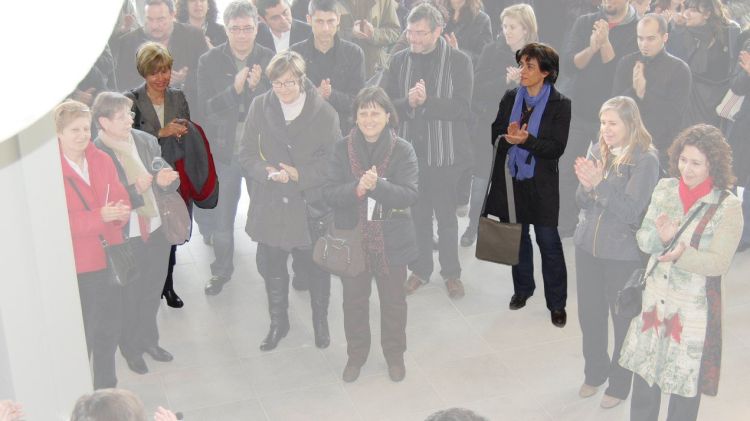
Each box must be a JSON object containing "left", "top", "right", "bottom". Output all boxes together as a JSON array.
[{"left": 60, "top": 142, "right": 131, "bottom": 274}]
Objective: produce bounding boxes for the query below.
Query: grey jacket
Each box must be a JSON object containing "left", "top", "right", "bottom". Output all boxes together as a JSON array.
[
  {"left": 125, "top": 84, "right": 191, "bottom": 140},
  {"left": 573, "top": 143, "right": 660, "bottom": 261}
]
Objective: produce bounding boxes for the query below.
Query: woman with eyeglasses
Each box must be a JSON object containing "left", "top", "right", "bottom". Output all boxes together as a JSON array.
[
  {"left": 125, "top": 41, "right": 191, "bottom": 309},
  {"left": 238, "top": 51, "right": 341, "bottom": 351},
  {"left": 92, "top": 91, "right": 181, "bottom": 376}
]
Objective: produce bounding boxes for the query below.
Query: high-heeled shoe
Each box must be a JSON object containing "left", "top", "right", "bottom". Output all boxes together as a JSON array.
[{"left": 162, "top": 289, "right": 184, "bottom": 308}]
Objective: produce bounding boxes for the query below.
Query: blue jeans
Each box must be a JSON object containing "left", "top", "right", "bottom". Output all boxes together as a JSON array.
[
  {"left": 512, "top": 224, "right": 567, "bottom": 310},
  {"left": 210, "top": 159, "right": 250, "bottom": 280}
]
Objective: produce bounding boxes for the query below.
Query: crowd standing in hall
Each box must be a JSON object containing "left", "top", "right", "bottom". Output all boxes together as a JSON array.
[{"left": 39, "top": 0, "right": 750, "bottom": 419}]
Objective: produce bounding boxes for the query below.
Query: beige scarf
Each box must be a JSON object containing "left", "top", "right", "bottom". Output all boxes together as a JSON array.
[{"left": 100, "top": 132, "right": 158, "bottom": 218}]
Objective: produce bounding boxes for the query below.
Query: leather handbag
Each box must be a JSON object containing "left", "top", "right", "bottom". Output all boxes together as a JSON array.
[
  {"left": 313, "top": 218, "right": 366, "bottom": 278},
  {"left": 615, "top": 202, "right": 708, "bottom": 319},
  {"left": 67, "top": 178, "right": 136, "bottom": 286},
  {"left": 475, "top": 140, "right": 522, "bottom": 266},
  {"left": 156, "top": 191, "right": 191, "bottom": 245}
]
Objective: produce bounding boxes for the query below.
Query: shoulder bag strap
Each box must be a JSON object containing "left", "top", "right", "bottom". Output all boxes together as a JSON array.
[
  {"left": 644, "top": 201, "right": 708, "bottom": 278},
  {"left": 481, "top": 138, "right": 516, "bottom": 223},
  {"left": 66, "top": 177, "right": 111, "bottom": 246}
]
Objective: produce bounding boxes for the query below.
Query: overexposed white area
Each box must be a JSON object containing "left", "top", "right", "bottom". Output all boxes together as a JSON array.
[{"left": 1, "top": 1, "right": 121, "bottom": 142}]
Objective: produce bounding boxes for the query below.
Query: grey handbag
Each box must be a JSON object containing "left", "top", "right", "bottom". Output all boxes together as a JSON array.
[{"left": 475, "top": 140, "right": 522, "bottom": 266}]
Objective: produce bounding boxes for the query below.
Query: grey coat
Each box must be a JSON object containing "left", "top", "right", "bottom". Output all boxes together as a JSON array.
[
  {"left": 573, "top": 144, "right": 660, "bottom": 261},
  {"left": 125, "top": 85, "right": 191, "bottom": 140},
  {"left": 238, "top": 79, "right": 341, "bottom": 250}
]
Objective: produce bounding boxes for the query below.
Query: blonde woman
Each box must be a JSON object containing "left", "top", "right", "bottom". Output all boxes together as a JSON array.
[{"left": 573, "top": 96, "right": 660, "bottom": 409}]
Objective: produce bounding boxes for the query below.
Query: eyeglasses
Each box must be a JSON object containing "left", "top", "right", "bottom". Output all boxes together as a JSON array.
[
  {"left": 114, "top": 111, "right": 136, "bottom": 121},
  {"left": 271, "top": 80, "right": 298, "bottom": 89},
  {"left": 405, "top": 29, "right": 432, "bottom": 38},
  {"left": 228, "top": 25, "right": 256, "bottom": 34}
]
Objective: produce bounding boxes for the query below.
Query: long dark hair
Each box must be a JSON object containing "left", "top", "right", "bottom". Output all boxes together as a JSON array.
[
  {"left": 176, "top": 0, "right": 219, "bottom": 24},
  {"left": 683, "top": 0, "right": 733, "bottom": 45}
]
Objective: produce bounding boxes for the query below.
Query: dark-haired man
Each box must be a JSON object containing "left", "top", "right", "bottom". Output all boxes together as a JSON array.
[
  {"left": 256, "top": 0, "right": 313, "bottom": 53},
  {"left": 115, "top": 0, "right": 208, "bottom": 106},
  {"left": 380, "top": 3, "right": 473, "bottom": 300},
  {"left": 292, "top": 0, "right": 365, "bottom": 132},
  {"left": 613, "top": 13, "right": 692, "bottom": 166},
  {"left": 197, "top": 0, "right": 275, "bottom": 296}
]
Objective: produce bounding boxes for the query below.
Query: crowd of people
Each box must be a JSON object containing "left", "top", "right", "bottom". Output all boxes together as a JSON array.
[{"left": 42, "top": 0, "right": 750, "bottom": 419}]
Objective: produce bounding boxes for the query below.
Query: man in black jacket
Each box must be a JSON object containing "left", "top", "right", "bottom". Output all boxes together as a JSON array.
[
  {"left": 196, "top": 0, "right": 275, "bottom": 295},
  {"left": 613, "top": 13, "right": 692, "bottom": 166},
  {"left": 380, "top": 3, "right": 473, "bottom": 299},
  {"left": 292, "top": 0, "right": 365, "bottom": 133},
  {"left": 256, "top": 0, "right": 313, "bottom": 53},
  {"left": 560, "top": 0, "right": 638, "bottom": 236},
  {"left": 114, "top": 0, "right": 208, "bottom": 107}
]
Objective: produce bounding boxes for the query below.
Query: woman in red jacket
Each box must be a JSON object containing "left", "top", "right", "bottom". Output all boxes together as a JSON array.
[{"left": 57, "top": 100, "right": 131, "bottom": 389}]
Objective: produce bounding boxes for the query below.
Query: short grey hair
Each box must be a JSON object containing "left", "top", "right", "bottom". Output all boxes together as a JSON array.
[
  {"left": 407, "top": 3, "right": 444, "bottom": 31},
  {"left": 223, "top": 0, "right": 259, "bottom": 26},
  {"left": 92, "top": 92, "right": 133, "bottom": 129}
]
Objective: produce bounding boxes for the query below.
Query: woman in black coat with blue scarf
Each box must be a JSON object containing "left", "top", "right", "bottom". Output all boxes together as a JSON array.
[{"left": 487, "top": 43, "right": 571, "bottom": 327}]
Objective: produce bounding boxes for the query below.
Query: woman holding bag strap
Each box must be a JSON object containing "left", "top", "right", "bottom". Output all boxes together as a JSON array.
[
  {"left": 487, "top": 42, "right": 571, "bottom": 327},
  {"left": 323, "top": 87, "right": 419, "bottom": 383},
  {"left": 619, "top": 124, "right": 743, "bottom": 421}
]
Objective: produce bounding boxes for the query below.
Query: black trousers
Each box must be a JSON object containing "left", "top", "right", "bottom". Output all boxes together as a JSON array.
[
  {"left": 409, "top": 166, "right": 461, "bottom": 281},
  {"left": 575, "top": 247, "right": 639, "bottom": 399},
  {"left": 121, "top": 229, "right": 171, "bottom": 359},
  {"left": 342, "top": 265, "right": 408, "bottom": 367},
  {"left": 78, "top": 270, "right": 123, "bottom": 389},
  {"left": 631, "top": 373, "right": 702, "bottom": 421}
]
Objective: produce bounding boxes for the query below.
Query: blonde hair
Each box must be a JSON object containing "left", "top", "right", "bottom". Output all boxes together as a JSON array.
[
  {"left": 598, "top": 96, "right": 654, "bottom": 173},
  {"left": 135, "top": 41, "right": 174, "bottom": 78},
  {"left": 500, "top": 3, "right": 538, "bottom": 44},
  {"left": 266, "top": 50, "right": 306, "bottom": 82},
  {"left": 54, "top": 100, "right": 91, "bottom": 133}
]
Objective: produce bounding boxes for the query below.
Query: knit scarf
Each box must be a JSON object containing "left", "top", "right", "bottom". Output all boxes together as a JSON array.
[
  {"left": 347, "top": 128, "right": 397, "bottom": 277},
  {"left": 99, "top": 132, "right": 158, "bottom": 218},
  {"left": 507, "top": 83, "right": 551, "bottom": 180},
  {"left": 399, "top": 37, "right": 455, "bottom": 167},
  {"left": 679, "top": 176, "right": 714, "bottom": 214}
]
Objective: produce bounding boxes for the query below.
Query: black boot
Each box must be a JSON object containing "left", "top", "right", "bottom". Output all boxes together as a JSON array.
[
  {"left": 309, "top": 275, "right": 331, "bottom": 348},
  {"left": 260, "top": 277, "right": 290, "bottom": 351},
  {"left": 162, "top": 246, "right": 184, "bottom": 308}
]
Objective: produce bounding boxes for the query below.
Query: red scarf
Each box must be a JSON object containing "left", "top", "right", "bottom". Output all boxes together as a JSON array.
[{"left": 679, "top": 176, "right": 714, "bottom": 214}]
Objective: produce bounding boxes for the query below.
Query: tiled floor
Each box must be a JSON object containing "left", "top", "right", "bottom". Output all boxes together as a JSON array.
[{"left": 118, "top": 191, "right": 750, "bottom": 420}]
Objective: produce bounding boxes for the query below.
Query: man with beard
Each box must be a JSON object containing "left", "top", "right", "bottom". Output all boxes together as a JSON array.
[
  {"left": 380, "top": 3, "right": 473, "bottom": 299},
  {"left": 115, "top": 0, "right": 208, "bottom": 107},
  {"left": 613, "top": 13, "right": 692, "bottom": 166},
  {"left": 560, "top": 0, "right": 638, "bottom": 236}
]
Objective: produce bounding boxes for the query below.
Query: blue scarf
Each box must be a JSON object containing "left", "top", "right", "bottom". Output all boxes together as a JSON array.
[{"left": 507, "top": 83, "right": 551, "bottom": 180}]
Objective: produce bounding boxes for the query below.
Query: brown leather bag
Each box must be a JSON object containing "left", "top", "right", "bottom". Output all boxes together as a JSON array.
[
  {"left": 313, "top": 218, "right": 366, "bottom": 278},
  {"left": 157, "top": 191, "right": 191, "bottom": 245}
]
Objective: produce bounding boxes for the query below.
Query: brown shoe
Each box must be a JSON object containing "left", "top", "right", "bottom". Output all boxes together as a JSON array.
[
  {"left": 600, "top": 394, "right": 622, "bottom": 409},
  {"left": 388, "top": 364, "right": 406, "bottom": 382},
  {"left": 405, "top": 274, "right": 425, "bottom": 295},
  {"left": 342, "top": 363, "right": 362, "bottom": 383},
  {"left": 578, "top": 383, "right": 597, "bottom": 398},
  {"left": 445, "top": 278, "right": 465, "bottom": 299}
]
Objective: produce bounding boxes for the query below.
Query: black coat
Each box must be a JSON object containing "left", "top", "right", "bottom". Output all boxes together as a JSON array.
[
  {"left": 323, "top": 131, "right": 419, "bottom": 267},
  {"left": 445, "top": 9, "right": 493, "bottom": 67},
  {"left": 487, "top": 86, "right": 572, "bottom": 226},
  {"left": 256, "top": 20, "right": 313, "bottom": 54},
  {"left": 197, "top": 42, "right": 274, "bottom": 163},
  {"left": 471, "top": 40, "right": 517, "bottom": 178},
  {"left": 114, "top": 23, "right": 209, "bottom": 106},
  {"left": 238, "top": 80, "right": 341, "bottom": 250},
  {"left": 291, "top": 36, "right": 366, "bottom": 133}
]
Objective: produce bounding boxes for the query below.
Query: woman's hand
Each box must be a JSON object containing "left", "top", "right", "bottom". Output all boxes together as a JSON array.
[
  {"left": 100, "top": 200, "right": 131, "bottom": 223},
  {"left": 279, "top": 163, "right": 299, "bottom": 182},
  {"left": 0, "top": 400, "right": 23, "bottom": 421},
  {"left": 739, "top": 51, "right": 750, "bottom": 76},
  {"left": 655, "top": 213, "right": 679, "bottom": 245},
  {"left": 158, "top": 119, "right": 189, "bottom": 139},
  {"left": 444, "top": 32, "right": 458, "bottom": 50},
  {"left": 358, "top": 166, "right": 378, "bottom": 192},
  {"left": 658, "top": 241, "right": 687, "bottom": 262},
  {"left": 574, "top": 157, "right": 594, "bottom": 191},
  {"left": 504, "top": 121, "right": 529, "bottom": 145},
  {"left": 153, "top": 406, "right": 178, "bottom": 421},
  {"left": 135, "top": 173, "right": 154, "bottom": 194},
  {"left": 156, "top": 168, "right": 180, "bottom": 187},
  {"left": 266, "top": 166, "right": 290, "bottom": 183},
  {"left": 505, "top": 66, "right": 521, "bottom": 85}
]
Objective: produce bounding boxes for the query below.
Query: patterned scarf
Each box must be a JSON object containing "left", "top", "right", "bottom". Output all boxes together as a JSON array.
[
  {"left": 347, "top": 128, "right": 397, "bottom": 277},
  {"left": 399, "top": 37, "right": 455, "bottom": 167}
]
